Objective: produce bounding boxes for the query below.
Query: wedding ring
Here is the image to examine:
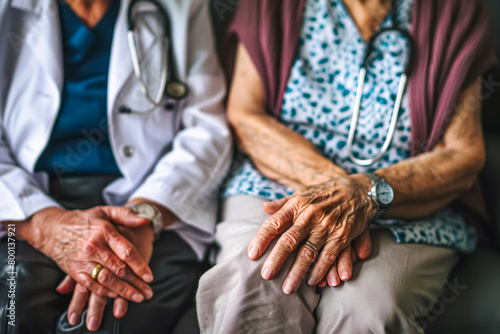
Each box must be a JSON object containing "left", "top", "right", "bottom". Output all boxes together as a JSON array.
[
  {"left": 303, "top": 241, "right": 319, "bottom": 256},
  {"left": 91, "top": 264, "right": 104, "bottom": 281}
]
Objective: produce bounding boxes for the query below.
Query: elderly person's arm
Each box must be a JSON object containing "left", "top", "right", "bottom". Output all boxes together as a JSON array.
[
  {"left": 229, "top": 43, "right": 373, "bottom": 283},
  {"left": 228, "top": 44, "right": 348, "bottom": 189},
  {"left": 248, "top": 79, "right": 484, "bottom": 293}
]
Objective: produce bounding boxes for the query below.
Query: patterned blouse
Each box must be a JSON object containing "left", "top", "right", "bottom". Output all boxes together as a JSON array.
[{"left": 224, "top": 0, "right": 477, "bottom": 253}]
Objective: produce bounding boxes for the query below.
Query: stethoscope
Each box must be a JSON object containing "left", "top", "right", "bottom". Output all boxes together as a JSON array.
[
  {"left": 118, "top": 0, "right": 189, "bottom": 116},
  {"left": 343, "top": 0, "right": 414, "bottom": 166}
]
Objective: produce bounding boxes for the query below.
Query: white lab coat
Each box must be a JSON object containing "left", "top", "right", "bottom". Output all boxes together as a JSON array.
[{"left": 0, "top": 0, "right": 231, "bottom": 260}]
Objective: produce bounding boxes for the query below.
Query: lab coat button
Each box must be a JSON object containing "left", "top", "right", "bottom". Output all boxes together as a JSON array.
[{"left": 123, "top": 146, "right": 135, "bottom": 157}]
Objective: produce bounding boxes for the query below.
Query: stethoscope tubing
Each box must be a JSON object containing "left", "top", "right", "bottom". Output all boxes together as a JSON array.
[
  {"left": 122, "top": 0, "right": 188, "bottom": 116},
  {"left": 346, "top": 22, "right": 414, "bottom": 166}
]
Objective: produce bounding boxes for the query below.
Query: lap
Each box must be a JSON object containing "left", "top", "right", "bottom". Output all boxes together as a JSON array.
[
  {"left": 200, "top": 195, "right": 459, "bottom": 334},
  {"left": 0, "top": 231, "right": 207, "bottom": 334},
  {"left": 315, "top": 229, "right": 459, "bottom": 333}
]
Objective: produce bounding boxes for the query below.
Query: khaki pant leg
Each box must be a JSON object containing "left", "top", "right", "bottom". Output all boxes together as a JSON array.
[
  {"left": 315, "top": 230, "right": 459, "bottom": 334},
  {"left": 197, "top": 195, "right": 320, "bottom": 334}
]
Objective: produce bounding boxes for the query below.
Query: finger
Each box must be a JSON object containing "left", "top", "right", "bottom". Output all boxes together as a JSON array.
[
  {"left": 94, "top": 266, "right": 150, "bottom": 303},
  {"left": 317, "top": 279, "right": 327, "bottom": 288},
  {"left": 105, "top": 228, "right": 154, "bottom": 282},
  {"left": 337, "top": 244, "right": 353, "bottom": 281},
  {"left": 99, "top": 206, "right": 150, "bottom": 227},
  {"left": 57, "top": 275, "right": 76, "bottom": 294},
  {"left": 283, "top": 239, "right": 320, "bottom": 294},
  {"left": 113, "top": 297, "right": 129, "bottom": 319},
  {"left": 353, "top": 229, "right": 372, "bottom": 260},
  {"left": 262, "top": 197, "right": 289, "bottom": 215},
  {"left": 351, "top": 246, "right": 358, "bottom": 264},
  {"left": 308, "top": 241, "right": 346, "bottom": 286},
  {"left": 86, "top": 293, "right": 108, "bottom": 332},
  {"left": 261, "top": 224, "right": 309, "bottom": 282},
  {"left": 67, "top": 283, "right": 90, "bottom": 326},
  {"left": 326, "top": 263, "right": 341, "bottom": 287},
  {"left": 98, "top": 247, "right": 130, "bottom": 279},
  {"left": 247, "top": 202, "right": 296, "bottom": 261},
  {"left": 74, "top": 273, "right": 117, "bottom": 298}
]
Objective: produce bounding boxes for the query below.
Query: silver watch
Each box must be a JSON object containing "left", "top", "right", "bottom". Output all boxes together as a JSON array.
[
  {"left": 128, "top": 202, "right": 163, "bottom": 239},
  {"left": 365, "top": 173, "right": 394, "bottom": 220}
]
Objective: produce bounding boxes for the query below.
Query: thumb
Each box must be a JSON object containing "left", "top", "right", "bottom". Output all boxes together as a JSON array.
[
  {"left": 353, "top": 229, "right": 372, "bottom": 260},
  {"left": 101, "top": 206, "right": 151, "bottom": 227},
  {"left": 262, "top": 197, "right": 289, "bottom": 214},
  {"left": 56, "top": 275, "right": 76, "bottom": 294}
]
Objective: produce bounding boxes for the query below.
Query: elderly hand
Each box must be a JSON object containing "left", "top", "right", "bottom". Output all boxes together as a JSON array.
[
  {"left": 262, "top": 200, "right": 373, "bottom": 287},
  {"left": 248, "top": 174, "right": 376, "bottom": 294},
  {"left": 26, "top": 206, "right": 154, "bottom": 301},
  {"left": 58, "top": 222, "right": 155, "bottom": 331}
]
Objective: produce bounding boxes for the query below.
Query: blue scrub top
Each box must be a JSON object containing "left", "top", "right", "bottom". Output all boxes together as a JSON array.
[{"left": 36, "top": 0, "right": 121, "bottom": 177}]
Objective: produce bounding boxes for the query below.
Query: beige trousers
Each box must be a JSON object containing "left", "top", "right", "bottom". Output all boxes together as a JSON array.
[{"left": 197, "top": 195, "right": 459, "bottom": 334}]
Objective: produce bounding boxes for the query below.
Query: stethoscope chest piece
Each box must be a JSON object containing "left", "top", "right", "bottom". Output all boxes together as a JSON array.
[{"left": 166, "top": 81, "right": 189, "bottom": 100}]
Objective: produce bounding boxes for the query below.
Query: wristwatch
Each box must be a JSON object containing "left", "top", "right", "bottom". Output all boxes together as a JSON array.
[
  {"left": 128, "top": 202, "right": 163, "bottom": 239},
  {"left": 365, "top": 172, "right": 394, "bottom": 220}
]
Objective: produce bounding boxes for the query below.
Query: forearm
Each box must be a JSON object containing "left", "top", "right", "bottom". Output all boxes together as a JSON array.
[
  {"left": 377, "top": 147, "right": 482, "bottom": 219},
  {"left": 232, "top": 112, "right": 347, "bottom": 188}
]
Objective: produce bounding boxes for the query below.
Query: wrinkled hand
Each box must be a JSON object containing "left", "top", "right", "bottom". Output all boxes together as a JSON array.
[
  {"left": 263, "top": 199, "right": 373, "bottom": 287},
  {"left": 58, "top": 223, "right": 155, "bottom": 331},
  {"left": 248, "top": 174, "right": 376, "bottom": 294},
  {"left": 30, "top": 206, "right": 154, "bottom": 300}
]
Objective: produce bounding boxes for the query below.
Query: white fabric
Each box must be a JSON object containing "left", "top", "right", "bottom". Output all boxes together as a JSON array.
[{"left": 0, "top": 0, "right": 231, "bottom": 260}]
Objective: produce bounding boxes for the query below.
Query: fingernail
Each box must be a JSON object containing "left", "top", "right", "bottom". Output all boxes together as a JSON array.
[
  {"left": 145, "top": 289, "right": 153, "bottom": 299},
  {"left": 248, "top": 245, "right": 259, "bottom": 259},
  {"left": 308, "top": 276, "right": 318, "bottom": 286},
  {"left": 340, "top": 270, "right": 350, "bottom": 281},
  {"left": 69, "top": 313, "right": 80, "bottom": 325},
  {"left": 116, "top": 305, "right": 125, "bottom": 317},
  {"left": 329, "top": 275, "right": 340, "bottom": 287},
  {"left": 262, "top": 268, "right": 273, "bottom": 280},
  {"left": 89, "top": 317, "right": 98, "bottom": 331},
  {"left": 283, "top": 282, "right": 295, "bottom": 295},
  {"left": 142, "top": 274, "right": 154, "bottom": 282},
  {"left": 132, "top": 293, "right": 144, "bottom": 303}
]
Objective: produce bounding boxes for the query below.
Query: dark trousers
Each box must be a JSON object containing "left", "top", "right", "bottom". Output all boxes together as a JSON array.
[{"left": 0, "top": 231, "right": 208, "bottom": 334}]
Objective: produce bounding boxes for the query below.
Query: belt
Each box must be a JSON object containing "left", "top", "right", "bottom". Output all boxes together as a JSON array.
[{"left": 49, "top": 174, "right": 120, "bottom": 210}]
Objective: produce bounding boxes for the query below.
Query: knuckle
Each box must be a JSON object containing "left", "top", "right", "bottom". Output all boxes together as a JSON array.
[
  {"left": 264, "top": 218, "right": 283, "bottom": 235},
  {"left": 113, "top": 263, "right": 127, "bottom": 278},
  {"left": 297, "top": 246, "right": 316, "bottom": 263},
  {"left": 76, "top": 284, "right": 88, "bottom": 293},
  {"left": 121, "top": 248, "right": 134, "bottom": 261},
  {"left": 279, "top": 233, "right": 300, "bottom": 253},
  {"left": 98, "top": 270, "right": 112, "bottom": 284},
  {"left": 320, "top": 249, "right": 338, "bottom": 265}
]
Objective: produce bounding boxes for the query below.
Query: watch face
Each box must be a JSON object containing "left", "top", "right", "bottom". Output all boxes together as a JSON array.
[
  {"left": 135, "top": 203, "right": 156, "bottom": 220},
  {"left": 375, "top": 182, "right": 394, "bottom": 205}
]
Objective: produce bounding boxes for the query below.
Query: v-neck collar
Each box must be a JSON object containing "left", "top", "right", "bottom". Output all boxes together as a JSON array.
[
  {"left": 58, "top": 0, "right": 120, "bottom": 64},
  {"left": 333, "top": 0, "right": 394, "bottom": 43}
]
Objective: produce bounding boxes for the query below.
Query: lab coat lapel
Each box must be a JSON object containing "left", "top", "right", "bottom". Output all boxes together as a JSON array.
[
  {"left": 10, "top": 0, "right": 63, "bottom": 95},
  {"left": 108, "top": 0, "right": 156, "bottom": 114}
]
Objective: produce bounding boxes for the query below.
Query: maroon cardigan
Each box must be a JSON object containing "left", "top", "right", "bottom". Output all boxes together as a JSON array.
[{"left": 222, "top": 0, "right": 498, "bottom": 238}]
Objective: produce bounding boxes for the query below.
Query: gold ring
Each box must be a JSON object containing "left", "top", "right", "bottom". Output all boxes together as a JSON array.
[
  {"left": 91, "top": 264, "right": 104, "bottom": 281},
  {"left": 303, "top": 241, "right": 319, "bottom": 256}
]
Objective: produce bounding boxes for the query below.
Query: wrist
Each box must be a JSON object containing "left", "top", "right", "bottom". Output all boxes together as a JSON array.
[{"left": 26, "top": 207, "right": 64, "bottom": 248}]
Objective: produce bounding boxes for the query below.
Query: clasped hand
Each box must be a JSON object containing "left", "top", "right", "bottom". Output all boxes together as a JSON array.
[{"left": 247, "top": 174, "right": 377, "bottom": 294}]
